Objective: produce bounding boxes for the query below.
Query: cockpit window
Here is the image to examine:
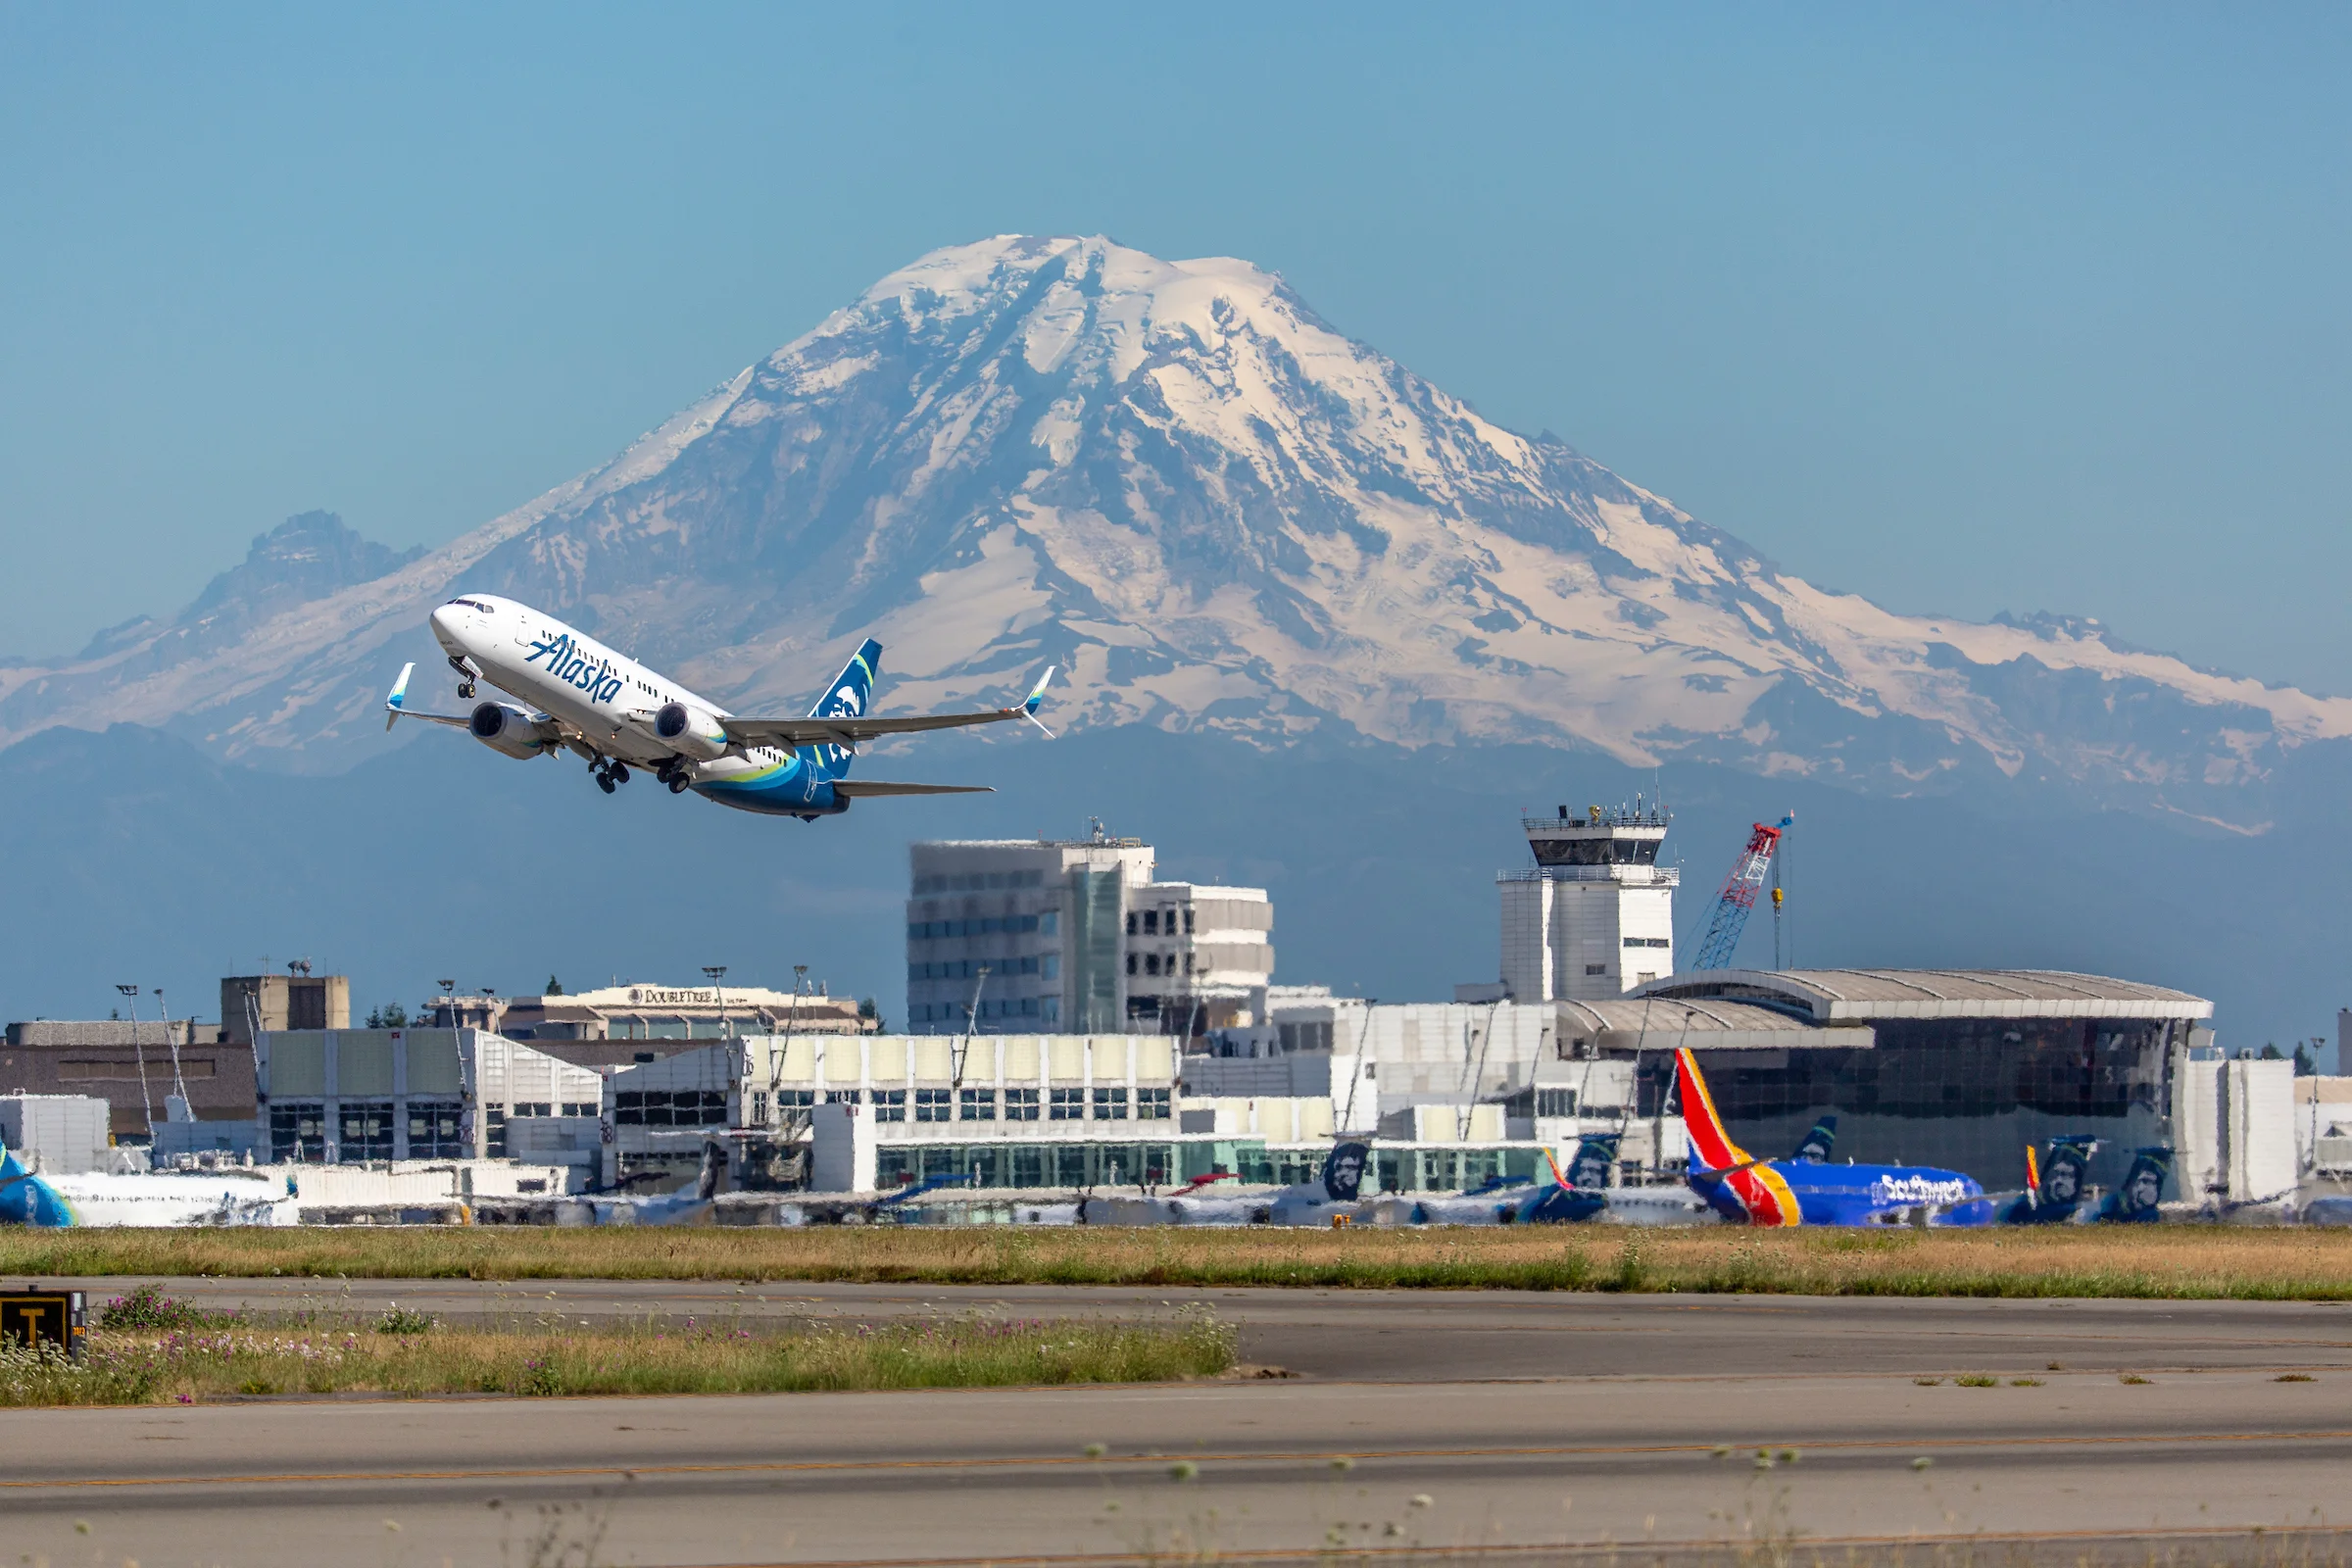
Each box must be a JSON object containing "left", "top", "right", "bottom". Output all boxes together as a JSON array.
[{"left": 443, "top": 598, "right": 496, "bottom": 614}]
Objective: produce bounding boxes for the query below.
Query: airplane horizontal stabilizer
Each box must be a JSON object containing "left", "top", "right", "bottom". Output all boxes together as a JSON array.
[
  {"left": 831, "top": 781, "right": 995, "bottom": 798},
  {"left": 719, "top": 662, "right": 1056, "bottom": 748}
]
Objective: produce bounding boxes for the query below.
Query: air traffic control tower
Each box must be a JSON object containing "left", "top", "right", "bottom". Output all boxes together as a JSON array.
[{"left": 1496, "top": 802, "right": 1678, "bottom": 1003}]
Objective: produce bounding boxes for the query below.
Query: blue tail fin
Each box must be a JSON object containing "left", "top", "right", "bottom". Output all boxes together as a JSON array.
[
  {"left": 1563, "top": 1133, "right": 1621, "bottom": 1192},
  {"left": 2099, "top": 1148, "right": 2171, "bottom": 1222},
  {"left": 1321, "top": 1141, "right": 1370, "bottom": 1200},
  {"left": 1790, "top": 1116, "right": 1837, "bottom": 1163},
  {"left": 0, "top": 1141, "right": 74, "bottom": 1227},
  {"left": 807, "top": 639, "right": 882, "bottom": 781}
]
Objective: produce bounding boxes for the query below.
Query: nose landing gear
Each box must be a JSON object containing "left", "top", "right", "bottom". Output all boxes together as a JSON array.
[{"left": 446, "top": 654, "right": 480, "bottom": 701}]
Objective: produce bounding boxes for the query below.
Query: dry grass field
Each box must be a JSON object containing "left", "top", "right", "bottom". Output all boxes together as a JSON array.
[
  {"left": 5, "top": 1224, "right": 2352, "bottom": 1298},
  {"left": 0, "top": 1284, "right": 1236, "bottom": 1406}
]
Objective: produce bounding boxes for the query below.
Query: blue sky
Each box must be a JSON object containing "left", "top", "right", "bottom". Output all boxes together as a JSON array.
[{"left": 5, "top": 4, "right": 2347, "bottom": 691}]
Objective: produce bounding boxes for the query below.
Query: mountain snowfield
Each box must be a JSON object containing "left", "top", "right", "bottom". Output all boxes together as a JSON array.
[{"left": 5, "top": 233, "right": 2344, "bottom": 830}]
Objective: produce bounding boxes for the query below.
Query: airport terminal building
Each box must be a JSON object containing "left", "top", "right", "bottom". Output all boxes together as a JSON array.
[{"left": 1623, "top": 968, "right": 2214, "bottom": 1192}]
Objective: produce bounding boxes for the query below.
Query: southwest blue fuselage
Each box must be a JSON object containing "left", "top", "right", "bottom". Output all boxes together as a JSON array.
[{"left": 1688, "top": 1161, "right": 1994, "bottom": 1227}]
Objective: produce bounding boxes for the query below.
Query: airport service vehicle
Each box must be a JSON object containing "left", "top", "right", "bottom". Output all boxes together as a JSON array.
[
  {"left": 386, "top": 594, "right": 1053, "bottom": 819},
  {"left": 0, "top": 1144, "right": 294, "bottom": 1227},
  {"left": 1675, "top": 1048, "right": 1994, "bottom": 1227}
]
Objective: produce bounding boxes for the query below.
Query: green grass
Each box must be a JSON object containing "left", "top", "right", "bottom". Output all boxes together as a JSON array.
[
  {"left": 10, "top": 1223, "right": 2352, "bottom": 1300},
  {"left": 0, "top": 1310, "right": 1236, "bottom": 1407}
]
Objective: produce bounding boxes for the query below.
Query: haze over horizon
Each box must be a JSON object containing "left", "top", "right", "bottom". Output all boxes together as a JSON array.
[{"left": 5, "top": 5, "right": 2349, "bottom": 695}]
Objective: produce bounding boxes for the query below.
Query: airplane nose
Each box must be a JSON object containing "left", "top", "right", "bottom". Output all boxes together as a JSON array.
[{"left": 428, "top": 605, "right": 464, "bottom": 649}]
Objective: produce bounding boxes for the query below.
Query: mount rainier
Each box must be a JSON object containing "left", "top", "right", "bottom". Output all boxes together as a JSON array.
[{"left": 5, "top": 233, "right": 2344, "bottom": 835}]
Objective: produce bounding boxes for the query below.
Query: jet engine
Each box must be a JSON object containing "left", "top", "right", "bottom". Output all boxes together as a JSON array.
[
  {"left": 654, "top": 701, "right": 730, "bottom": 761},
  {"left": 468, "top": 702, "right": 561, "bottom": 759}
]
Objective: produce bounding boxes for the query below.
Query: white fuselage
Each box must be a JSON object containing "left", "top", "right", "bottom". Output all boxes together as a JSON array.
[{"left": 427, "top": 594, "right": 788, "bottom": 786}]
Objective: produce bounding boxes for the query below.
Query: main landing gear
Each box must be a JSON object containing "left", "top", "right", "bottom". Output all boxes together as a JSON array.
[
  {"left": 654, "top": 758, "right": 692, "bottom": 795},
  {"left": 588, "top": 756, "right": 630, "bottom": 795}
]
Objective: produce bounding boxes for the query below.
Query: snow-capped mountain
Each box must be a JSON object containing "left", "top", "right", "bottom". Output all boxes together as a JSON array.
[{"left": 5, "top": 234, "right": 2344, "bottom": 829}]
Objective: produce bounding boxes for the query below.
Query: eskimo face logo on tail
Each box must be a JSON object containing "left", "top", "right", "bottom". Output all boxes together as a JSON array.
[{"left": 525, "top": 631, "right": 624, "bottom": 705}]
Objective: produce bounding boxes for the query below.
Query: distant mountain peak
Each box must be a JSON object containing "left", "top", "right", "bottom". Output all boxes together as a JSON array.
[
  {"left": 182, "top": 511, "right": 424, "bottom": 624},
  {"left": 2, "top": 236, "right": 2346, "bottom": 826}
]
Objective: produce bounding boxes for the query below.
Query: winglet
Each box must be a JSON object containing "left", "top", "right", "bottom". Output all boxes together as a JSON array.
[
  {"left": 385, "top": 662, "right": 415, "bottom": 732},
  {"left": 1021, "top": 664, "right": 1056, "bottom": 737}
]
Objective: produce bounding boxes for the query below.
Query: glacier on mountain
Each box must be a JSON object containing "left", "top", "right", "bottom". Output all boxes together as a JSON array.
[{"left": 2, "top": 233, "right": 2342, "bottom": 830}]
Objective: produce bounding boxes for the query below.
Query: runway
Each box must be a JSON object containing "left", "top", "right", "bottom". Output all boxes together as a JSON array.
[{"left": 7, "top": 1282, "right": 2351, "bottom": 1565}]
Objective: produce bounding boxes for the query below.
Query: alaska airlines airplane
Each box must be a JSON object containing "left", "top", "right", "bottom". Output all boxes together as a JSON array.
[
  {"left": 0, "top": 1143, "right": 295, "bottom": 1227},
  {"left": 385, "top": 594, "right": 1054, "bottom": 819},
  {"left": 1675, "top": 1049, "right": 1993, "bottom": 1227}
]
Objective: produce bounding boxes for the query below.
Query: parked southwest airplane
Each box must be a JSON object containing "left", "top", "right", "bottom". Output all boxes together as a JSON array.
[
  {"left": 1675, "top": 1048, "right": 1994, "bottom": 1226},
  {"left": 385, "top": 595, "right": 1054, "bottom": 819}
]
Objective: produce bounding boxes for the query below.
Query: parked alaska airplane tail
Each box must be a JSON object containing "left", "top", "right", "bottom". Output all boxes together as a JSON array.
[
  {"left": 2003, "top": 1135, "right": 2097, "bottom": 1224},
  {"left": 1321, "top": 1141, "right": 1371, "bottom": 1201},
  {"left": 0, "top": 1142, "right": 73, "bottom": 1227},
  {"left": 1790, "top": 1115, "right": 1838, "bottom": 1163},
  {"left": 2099, "top": 1148, "right": 2171, "bottom": 1222}
]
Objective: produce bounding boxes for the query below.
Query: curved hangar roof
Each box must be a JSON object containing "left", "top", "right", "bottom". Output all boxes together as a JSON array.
[
  {"left": 1631, "top": 969, "right": 2213, "bottom": 1024},
  {"left": 1554, "top": 997, "right": 1873, "bottom": 1052}
]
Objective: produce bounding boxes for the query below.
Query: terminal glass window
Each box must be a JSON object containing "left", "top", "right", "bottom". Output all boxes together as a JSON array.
[
  {"left": 564, "top": 1102, "right": 598, "bottom": 1117},
  {"left": 873, "top": 1090, "right": 906, "bottom": 1123},
  {"left": 513, "top": 1102, "right": 554, "bottom": 1118},
  {"left": 1010, "top": 1146, "right": 1046, "bottom": 1186},
  {"left": 485, "top": 1106, "right": 506, "bottom": 1157},
  {"left": 270, "top": 1103, "right": 326, "bottom": 1163},
  {"left": 776, "top": 1090, "right": 815, "bottom": 1109},
  {"left": 1049, "top": 1087, "right": 1085, "bottom": 1121},
  {"left": 408, "top": 1102, "right": 466, "bottom": 1158},
  {"left": 959, "top": 1088, "right": 997, "bottom": 1121},
  {"left": 1136, "top": 1087, "right": 1170, "bottom": 1120},
  {"left": 914, "top": 1089, "right": 952, "bottom": 1122},
  {"left": 825, "top": 1089, "right": 861, "bottom": 1104},
  {"left": 1094, "top": 1087, "right": 1129, "bottom": 1121},
  {"left": 1536, "top": 1088, "right": 1578, "bottom": 1118},
  {"left": 1004, "top": 1088, "right": 1040, "bottom": 1121},
  {"left": 339, "top": 1102, "right": 395, "bottom": 1161}
]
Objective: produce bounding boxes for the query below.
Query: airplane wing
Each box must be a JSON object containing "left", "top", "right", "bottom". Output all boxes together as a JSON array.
[
  {"left": 383, "top": 662, "right": 475, "bottom": 731},
  {"left": 832, "top": 781, "right": 995, "bottom": 798},
  {"left": 718, "top": 665, "right": 1055, "bottom": 750}
]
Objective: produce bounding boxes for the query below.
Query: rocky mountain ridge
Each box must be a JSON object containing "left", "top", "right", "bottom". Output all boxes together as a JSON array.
[{"left": 3, "top": 235, "right": 2341, "bottom": 831}]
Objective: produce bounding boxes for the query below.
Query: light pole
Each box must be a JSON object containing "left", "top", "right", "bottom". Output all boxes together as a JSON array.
[
  {"left": 155, "top": 986, "right": 190, "bottom": 1120},
  {"left": 115, "top": 984, "right": 155, "bottom": 1137},
  {"left": 703, "top": 965, "right": 728, "bottom": 1037}
]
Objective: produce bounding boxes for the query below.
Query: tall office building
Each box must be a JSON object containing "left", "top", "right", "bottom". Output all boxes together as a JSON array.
[{"left": 906, "top": 827, "right": 1273, "bottom": 1037}]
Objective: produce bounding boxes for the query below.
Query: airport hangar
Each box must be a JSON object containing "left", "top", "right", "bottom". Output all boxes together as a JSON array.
[{"left": 1572, "top": 968, "right": 2216, "bottom": 1193}]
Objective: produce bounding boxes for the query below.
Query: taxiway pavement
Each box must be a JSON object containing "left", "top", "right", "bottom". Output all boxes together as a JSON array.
[{"left": 6, "top": 1283, "right": 2349, "bottom": 1564}]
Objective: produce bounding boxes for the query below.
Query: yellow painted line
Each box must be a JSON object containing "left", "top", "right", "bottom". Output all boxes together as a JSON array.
[{"left": 10, "top": 1426, "right": 2352, "bottom": 1494}]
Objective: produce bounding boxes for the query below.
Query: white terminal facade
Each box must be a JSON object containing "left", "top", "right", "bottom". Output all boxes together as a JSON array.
[
  {"left": 1494, "top": 803, "right": 1678, "bottom": 1003},
  {"left": 905, "top": 828, "right": 1274, "bottom": 1038}
]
